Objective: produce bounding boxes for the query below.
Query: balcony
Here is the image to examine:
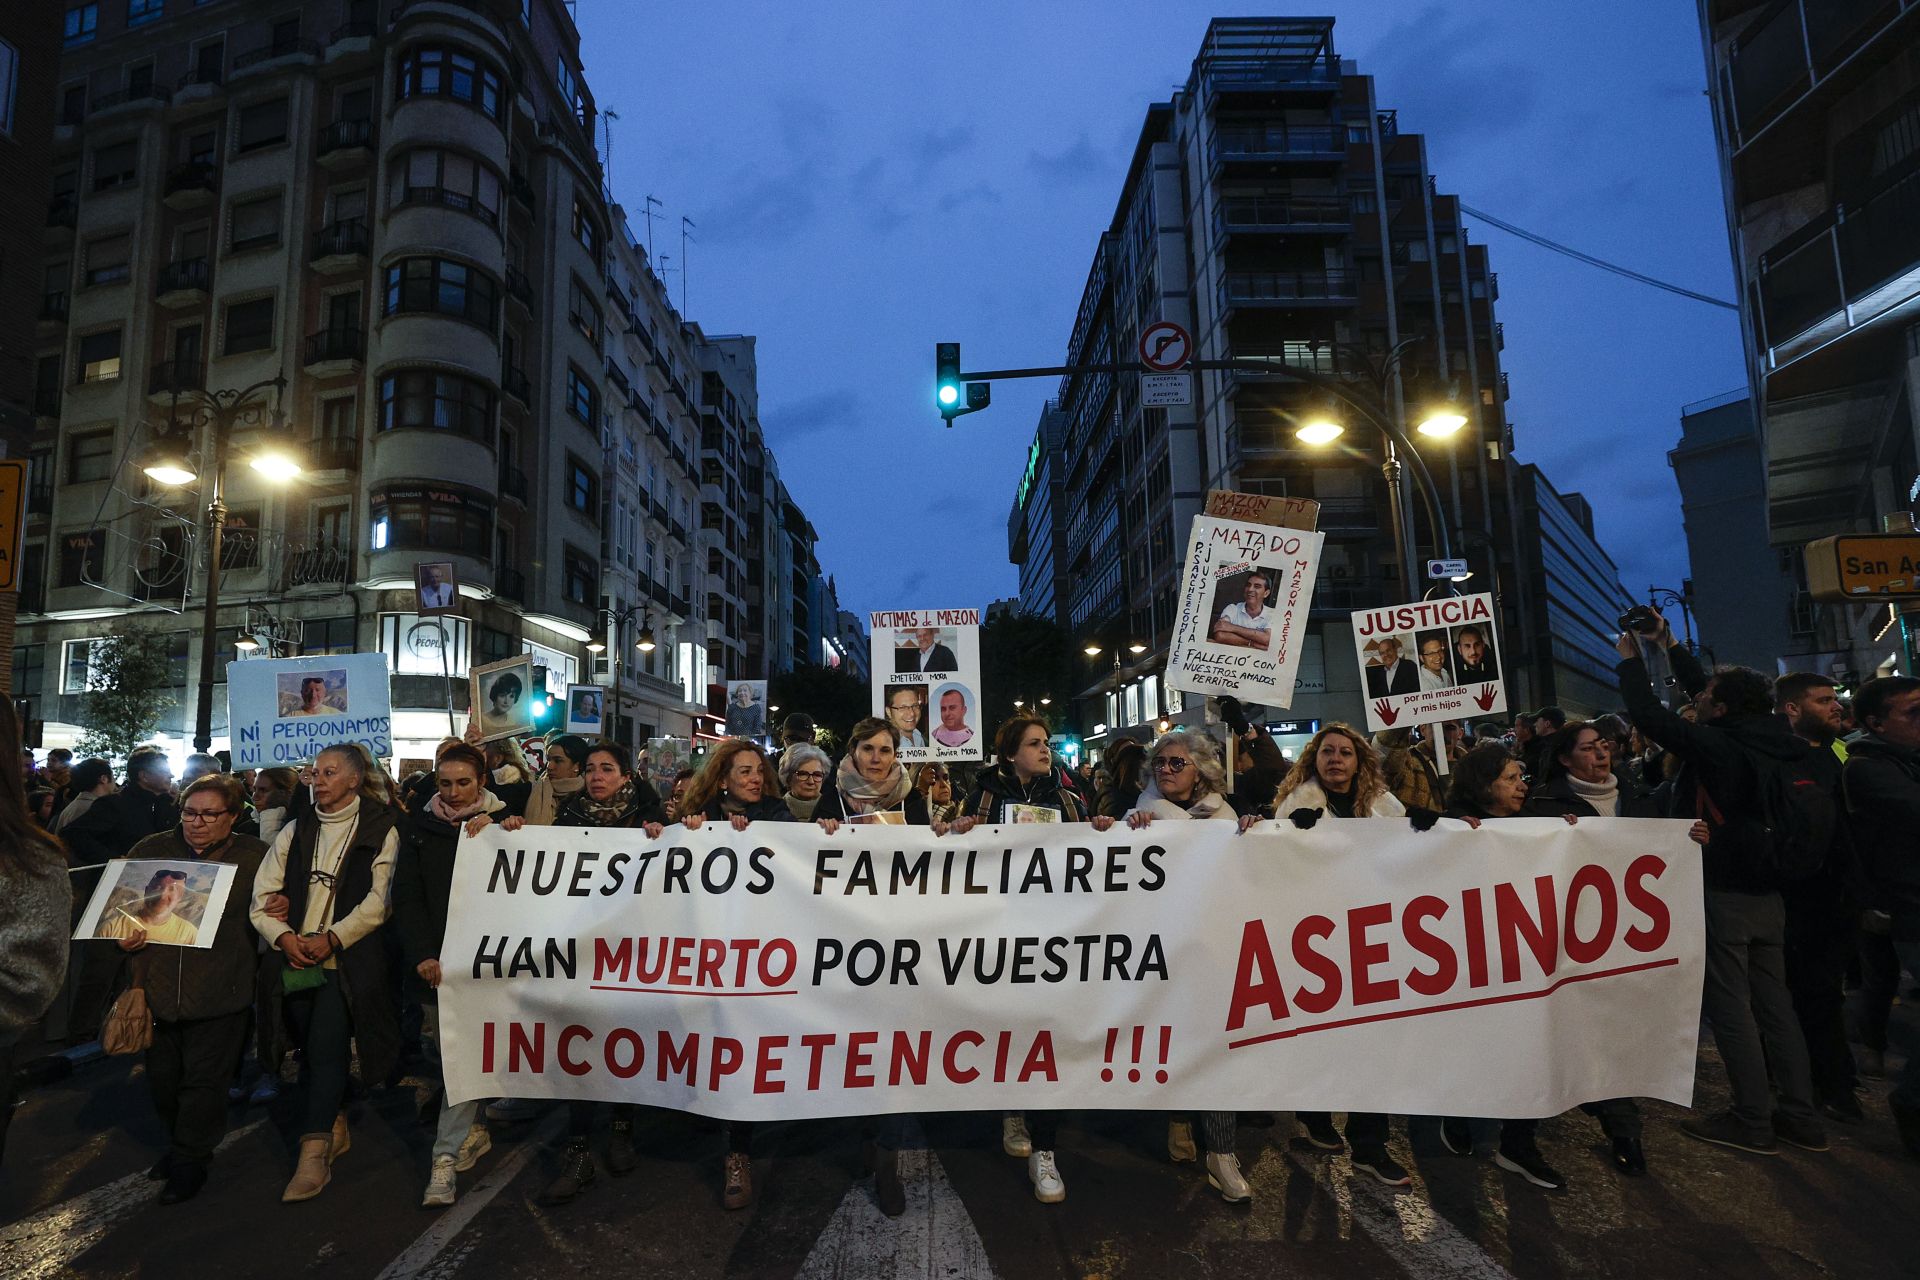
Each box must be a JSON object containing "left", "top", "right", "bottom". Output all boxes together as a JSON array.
[
  {"left": 45, "top": 195, "right": 76, "bottom": 235},
  {"left": 33, "top": 388, "right": 61, "bottom": 419},
  {"left": 37, "top": 291, "right": 68, "bottom": 326},
  {"left": 1218, "top": 269, "right": 1356, "bottom": 311},
  {"left": 305, "top": 435, "right": 360, "bottom": 473},
  {"left": 148, "top": 360, "right": 205, "bottom": 400},
  {"left": 162, "top": 160, "right": 218, "bottom": 210},
  {"left": 174, "top": 66, "right": 225, "bottom": 98},
  {"left": 328, "top": 20, "right": 377, "bottom": 49},
  {"left": 499, "top": 466, "right": 529, "bottom": 504},
  {"left": 310, "top": 218, "right": 369, "bottom": 271},
  {"left": 303, "top": 326, "right": 365, "bottom": 374},
  {"left": 1722, "top": 0, "right": 1908, "bottom": 144},
  {"left": 316, "top": 117, "right": 373, "bottom": 167},
  {"left": 510, "top": 169, "right": 535, "bottom": 211},
  {"left": 27, "top": 479, "right": 54, "bottom": 517},
  {"left": 395, "top": 185, "right": 499, "bottom": 228},
  {"left": 495, "top": 566, "right": 527, "bottom": 601},
  {"left": 1213, "top": 125, "right": 1343, "bottom": 171},
  {"left": 1216, "top": 194, "right": 1350, "bottom": 237},
  {"left": 504, "top": 265, "right": 535, "bottom": 311},
  {"left": 233, "top": 37, "right": 321, "bottom": 74},
  {"left": 500, "top": 362, "right": 531, "bottom": 404},
  {"left": 88, "top": 85, "right": 170, "bottom": 117},
  {"left": 156, "top": 257, "right": 210, "bottom": 307}
]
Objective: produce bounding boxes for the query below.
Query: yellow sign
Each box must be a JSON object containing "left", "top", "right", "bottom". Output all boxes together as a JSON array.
[
  {"left": 0, "top": 459, "right": 24, "bottom": 592},
  {"left": 1804, "top": 533, "right": 1920, "bottom": 601}
]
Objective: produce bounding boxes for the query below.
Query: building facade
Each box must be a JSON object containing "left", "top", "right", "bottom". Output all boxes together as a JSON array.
[
  {"left": 1006, "top": 399, "right": 1068, "bottom": 629},
  {"left": 1699, "top": 1, "right": 1920, "bottom": 682},
  {"left": 17, "top": 0, "right": 831, "bottom": 765},
  {"left": 1511, "top": 465, "right": 1636, "bottom": 719},
  {"left": 1017, "top": 18, "right": 1573, "bottom": 750}
]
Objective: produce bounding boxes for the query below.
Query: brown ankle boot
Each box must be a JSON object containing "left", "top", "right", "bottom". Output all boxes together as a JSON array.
[
  {"left": 282, "top": 1135, "right": 333, "bottom": 1202},
  {"left": 328, "top": 1112, "right": 350, "bottom": 1161},
  {"left": 722, "top": 1152, "right": 752, "bottom": 1210}
]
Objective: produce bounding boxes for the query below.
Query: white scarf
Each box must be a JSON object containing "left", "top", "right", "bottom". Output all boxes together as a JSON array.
[
  {"left": 1131, "top": 781, "right": 1236, "bottom": 822},
  {"left": 1566, "top": 773, "right": 1619, "bottom": 817}
]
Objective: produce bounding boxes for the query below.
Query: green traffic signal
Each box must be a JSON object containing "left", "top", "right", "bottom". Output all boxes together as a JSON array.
[{"left": 935, "top": 342, "right": 987, "bottom": 422}]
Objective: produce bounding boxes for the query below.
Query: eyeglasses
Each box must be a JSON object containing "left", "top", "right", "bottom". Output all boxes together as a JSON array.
[
  {"left": 1151, "top": 758, "right": 1191, "bottom": 774},
  {"left": 791, "top": 770, "right": 826, "bottom": 782},
  {"left": 182, "top": 809, "right": 231, "bottom": 822}
]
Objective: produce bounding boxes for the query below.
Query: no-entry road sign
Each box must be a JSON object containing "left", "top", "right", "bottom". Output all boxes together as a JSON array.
[{"left": 1138, "top": 321, "right": 1192, "bottom": 372}]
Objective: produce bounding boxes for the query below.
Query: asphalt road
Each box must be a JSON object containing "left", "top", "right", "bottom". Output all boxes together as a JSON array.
[{"left": 2, "top": 1030, "right": 1914, "bottom": 1280}]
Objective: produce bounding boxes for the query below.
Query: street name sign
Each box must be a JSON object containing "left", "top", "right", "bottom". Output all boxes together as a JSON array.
[{"left": 1804, "top": 533, "right": 1920, "bottom": 601}]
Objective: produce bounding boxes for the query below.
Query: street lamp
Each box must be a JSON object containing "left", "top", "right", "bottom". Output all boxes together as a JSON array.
[
  {"left": 589, "top": 604, "right": 655, "bottom": 747},
  {"left": 141, "top": 377, "right": 302, "bottom": 751}
]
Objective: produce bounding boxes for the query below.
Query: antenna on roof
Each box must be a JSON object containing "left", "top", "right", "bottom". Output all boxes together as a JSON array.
[{"left": 680, "top": 216, "right": 697, "bottom": 315}]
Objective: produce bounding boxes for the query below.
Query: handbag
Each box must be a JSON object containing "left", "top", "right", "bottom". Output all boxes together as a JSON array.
[
  {"left": 278, "top": 852, "right": 342, "bottom": 995},
  {"left": 101, "top": 986, "right": 152, "bottom": 1055}
]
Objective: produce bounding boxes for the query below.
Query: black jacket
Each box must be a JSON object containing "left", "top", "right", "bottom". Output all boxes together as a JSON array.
[
  {"left": 118, "top": 829, "right": 267, "bottom": 1021},
  {"left": 1619, "top": 646, "right": 1815, "bottom": 893},
  {"left": 555, "top": 780, "right": 667, "bottom": 828},
  {"left": 963, "top": 765, "right": 1090, "bottom": 825},
  {"left": 1842, "top": 735, "right": 1920, "bottom": 929},
  {"left": 702, "top": 795, "right": 801, "bottom": 823},
  {"left": 392, "top": 805, "right": 463, "bottom": 1003},
  {"left": 812, "top": 784, "right": 931, "bottom": 825},
  {"left": 1521, "top": 772, "right": 1660, "bottom": 820},
  {"left": 64, "top": 783, "right": 181, "bottom": 865}
]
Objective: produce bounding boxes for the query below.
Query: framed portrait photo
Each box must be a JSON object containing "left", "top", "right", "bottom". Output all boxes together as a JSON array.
[
  {"left": 469, "top": 654, "right": 536, "bottom": 742},
  {"left": 415, "top": 560, "right": 459, "bottom": 616}
]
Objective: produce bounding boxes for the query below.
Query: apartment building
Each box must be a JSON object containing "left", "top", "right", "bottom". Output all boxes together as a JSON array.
[{"left": 1006, "top": 400, "right": 1069, "bottom": 629}]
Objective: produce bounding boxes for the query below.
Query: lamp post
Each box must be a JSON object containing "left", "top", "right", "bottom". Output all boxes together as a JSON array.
[
  {"left": 585, "top": 605, "right": 656, "bottom": 748},
  {"left": 142, "top": 377, "right": 303, "bottom": 752},
  {"left": 1648, "top": 584, "right": 1697, "bottom": 654}
]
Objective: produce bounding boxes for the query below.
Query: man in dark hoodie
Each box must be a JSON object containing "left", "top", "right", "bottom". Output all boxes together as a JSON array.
[
  {"left": 1616, "top": 614, "right": 1827, "bottom": 1157},
  {"left": 1840, "top": 674, "right": 1920, "bottom": 1158}
]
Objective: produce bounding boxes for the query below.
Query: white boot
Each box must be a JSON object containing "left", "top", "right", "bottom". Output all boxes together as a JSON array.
[
  {"left": 1002, "top": 1114, "right": 1032, "bottom": 1158},
  {"left": 1205, "top": 1151, "right": 1252, "bottom": 1202},
  {"left": 422, "top": 1155, "right": 457, "bottom": 1208},
  {"left": 1027, "top": 1150, "right": 1065, "bottom": 1203}
]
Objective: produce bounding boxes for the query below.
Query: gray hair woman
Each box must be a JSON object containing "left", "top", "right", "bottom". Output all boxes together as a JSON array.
[
  {"left": 1122, "top": 729, "right": 1243, "bottom": 1202},
  {"left": 778, "top": 744, "right": 832, "bottom": 821}
]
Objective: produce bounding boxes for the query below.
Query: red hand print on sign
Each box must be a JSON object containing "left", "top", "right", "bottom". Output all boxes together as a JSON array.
[
  {"left": 1473, "top": 684, "right": 1497, "bottom": 711},
  {"left": 1374, "top": 699, "right": 1398, "bottom": 726}
]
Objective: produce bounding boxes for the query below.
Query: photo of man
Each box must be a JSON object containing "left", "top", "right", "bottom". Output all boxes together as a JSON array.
[
  {"left": 895, "top": 627, "right": 959, "bottom": 674},
  {"left": 885, "top": 684, "right": 929, "bottom": 749},
  {"left": 1363, "top": 636, "right": 1421, "bottom": 697},
  {"left": 277, "top": 670, "right": 348, "bottom": 717},
  {"left": 1209, "top": 570, "right": 1276, "bottom": 650},
  {"left": 1452, "top": 625, "right": 1499, "bottom": 682},
  {"left": 93, "top": 868, "right": 204, "bottom": 946},
  {"left": 1415, "top": 629, "right": 1454, "bottom": 692},
  {"left": 415, "top": 561, "right": 457, "bottom": 615},
  {"left": 568, "top": 685, "right": 603, "bottom": 731},
  {"left": 930, "top": 684, "right": 975, "bottom": 747}
]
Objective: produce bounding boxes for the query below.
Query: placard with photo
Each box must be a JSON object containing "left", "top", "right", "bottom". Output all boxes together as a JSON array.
[
  {"left": 868, "top": 609, "right": 983, "bottom": 763},
  {"left": 73, "top": 858, "right": 239, "bottom": 950},
  {"left": 470, "top": 654, "right": 537, "bottom": 743}
]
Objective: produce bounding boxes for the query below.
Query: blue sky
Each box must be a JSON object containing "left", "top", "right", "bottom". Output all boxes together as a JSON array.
[{"left": 576, "top": 1, "right": 1748, "bottom": 620}]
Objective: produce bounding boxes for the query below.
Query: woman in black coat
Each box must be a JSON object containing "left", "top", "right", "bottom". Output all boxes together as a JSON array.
[{"left": 809, "top": 717, "right": 933, "bottom": 828}]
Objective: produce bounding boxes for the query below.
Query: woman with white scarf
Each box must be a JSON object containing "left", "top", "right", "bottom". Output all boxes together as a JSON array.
[
  {"left": 1521, "top": 721, "right": 1656, "bottom": 820},
  {"left": 1124, "top": 730, "right": 1247, "bottom": 1202},
  {"left": 813, "top": 718, "right": 933, "bottom": 828}
]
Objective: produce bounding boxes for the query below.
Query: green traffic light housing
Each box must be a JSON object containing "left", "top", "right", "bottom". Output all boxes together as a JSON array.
[{"left": 935, "top": 342, "right": 989, "bottom": 424}]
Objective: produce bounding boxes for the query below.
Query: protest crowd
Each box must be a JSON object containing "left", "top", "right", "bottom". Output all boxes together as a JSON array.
[{"left": 1, "top": 604, "right": 1916, "bottom": 1224}]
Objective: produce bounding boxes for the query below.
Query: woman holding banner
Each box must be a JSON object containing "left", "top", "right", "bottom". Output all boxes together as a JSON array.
[
  {"left": 812, "top": 718, "right": 933, "bottom": 827},
  {"left": 1253, "top": 723, "right": 1416, "bottom": 1187},
  {"left": 951, "top": 717, "right": 1117, "bottom": 1204},
  {"left": 521, "top": 734, "right": 589, "bottom": 826},
  {"left": 1124, "top": 730, "right": 1249, "bottom": 1203},
  {"left": 779, "top": 744, "right": 834, "bottom": 821}
]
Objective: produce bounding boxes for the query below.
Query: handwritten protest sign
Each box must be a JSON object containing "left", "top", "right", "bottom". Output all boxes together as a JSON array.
[
  {"left": 226, "top": 652, "right": 393, "bottom": 768},
  {"left": 1165, "top": 515, "right": 1325, "bottom": 705},
  {"left": 1351, "top": 593, "right": 1508, "bottom": 732},
  {"left": 439, "top": 817, "right": 1703, "bottom": 1119},
  {"left": 870, "top": 608, "right": 984, "bottom": 763}
]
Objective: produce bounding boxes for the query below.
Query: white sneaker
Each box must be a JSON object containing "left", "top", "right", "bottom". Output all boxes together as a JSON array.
[
  {"left": 1205, "top": 1151, "right": 1252, "bottom": 1203},
  {"left": 1002, "top": 1115, "right": 1032, "bottom": 1158},
  {"left": 452, "top": 1125, "right": 492, "bottom": 1172},
  {"left": 1027, "top": 1150, "right": 1066, "bottom": 1203},
  {"left": 422, "top": 1155, "right": 457, "bottom": 1208}
]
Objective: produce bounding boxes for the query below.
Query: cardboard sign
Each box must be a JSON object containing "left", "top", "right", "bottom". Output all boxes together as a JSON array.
[
  {"left": 1350, "top": 593, "right": 1507, "bottom": 731},
  {"left": 1203, "top": 489, "right": 1320, "bottom": 533},
  {"left": 1165, "top": 516, "right": 1324, "bottom": 706},
  {"left": 870, "top": 609, "right": 984, "bottom": 763},
  {"left": 226, "top": 652, "right": 393, "bottom": 768}
]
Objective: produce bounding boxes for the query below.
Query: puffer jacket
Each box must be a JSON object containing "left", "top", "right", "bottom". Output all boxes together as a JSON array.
[{"left": 1842, "top": 734, "right": 1920, "bottom": 931}]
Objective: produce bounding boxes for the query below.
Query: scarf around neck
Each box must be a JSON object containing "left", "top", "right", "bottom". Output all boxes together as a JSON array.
[
  {"left": 1566, "top": 772, "right": 1620, "bottom": 817},
  {"left": 835, "top": 755, "right": 913, "bottom": 814},
  {"left": 581, "top": 779, "right": 638, "bottom": 826},
  {"left": 427, "top": 790, "right": 491, "bottom": 825}
]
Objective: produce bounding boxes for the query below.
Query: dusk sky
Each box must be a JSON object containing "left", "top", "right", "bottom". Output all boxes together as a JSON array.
[{"left": 575, "top": 2, "right": 1748, "bottom": 622}]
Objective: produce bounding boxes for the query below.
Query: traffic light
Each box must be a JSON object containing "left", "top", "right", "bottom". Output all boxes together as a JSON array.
[
  {"left": 530, "top": 668, "right": 559, "bottom": 731},
  {"left": 935, "top": 343, "right": 990, "bottom": 423}
]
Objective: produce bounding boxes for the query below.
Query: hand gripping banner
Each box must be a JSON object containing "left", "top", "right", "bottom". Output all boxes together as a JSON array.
[{"left": 439, "top": 818, "right": 1704, "bottom": 1119}]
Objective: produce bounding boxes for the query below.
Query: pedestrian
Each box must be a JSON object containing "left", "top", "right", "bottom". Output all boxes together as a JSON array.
[
  {"left": 248, "top": 767, "right": 299, "bottom": 847},
  {"left": 662, "top": 767, "right": 696, "bottom": 822},
  {"left": 1838, "top": 674, "right": 1920, "bottom": 1157},
  {"left": 521, "top": 733, "right": 590, "bottom": 826},
  {"left": 53, "top": 757, "right": 115, "bottom": 835},
  {"left": 182, "top": 753, "right": 223, "bottom": 787},
  {"left": 1249, "top": 722, "right": 1415, "bottom": 1186},
  {"left": 915, "top": 763, "right": 961, "bottom": 824},
  {"left": 42, "top": 747, "right": 75, "bottom": 815},
  {"left": 64, "top": 748, "right": 180, "bottom": 865},
  {"left": 1094, "top": 737, "right": 1145, "bottom": 819},
  {"left": 1218, "top": 696, "right": 1286, "bottom": 819},
  {"left": 1372, "top": 726, "right": 1442, "bottom": 813},
  {"left": 482, "top": 738, "right": 533, "bottom": 817},
  {"left": 109, "top": 775, "right": 267, "bottom": 1204},
  {"left": 778, "top": 743, "right": 833, "bottom": 821},
  {"left": 393, "top": 743, "right": 504, "bottom": 1207},
  {"left": 1521, "top": 721, "right": 1657, "bottom": 819},
  {"left": 0, "top": 701, "right": 73, "bottom": 1167},
  {"left": 27, "top": 788, "right": 57, "bottom": 828},
  {"left": 951, "top": 716, "right": 1117, "bottom": 1205},
  {"left": 1123, "top": 729, "right": 1247, "bottom": 1202},
  {"left": 1615, "top": 615, "right": 1829, "bottom": 1157},
  {"left": 683, "top": 739, "right": 793, "bottom": 830},
  {"left": 250, "top": 743, "right": 404, "bottom": 1202},
  {"left": 810, "top": 718, "right": 933, "bottom": 826}
]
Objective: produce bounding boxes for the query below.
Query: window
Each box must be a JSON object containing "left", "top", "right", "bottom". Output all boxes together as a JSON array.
[
  {"left": 84, "top": 233, "right": 130, "bottom": 286},
  {"left": 235, "top": 97, "right": 288, "bottom": 152},
  {"left": 223, "top": 296, "right": 274, "bottom": 354},
  {"left": 392, "top": 148, "right": 501, "bottom": 224},
  {"left": 12, "top": 645, "right": 43, "bottom": 698},
  {"left": 78, "top": 330, "right": 122, "bottom": 382},
  {"left": 129, "top": 0, "right": 164, "bottom": 26},
  {"left": 372, "top": 484, "right": 492, "bottom": 557},
  {"left": 92, "top": 140, "right": 136, "bottom": 191},
  {"left": 565, "top": 455, "right": 597, "bottom": 515},
  {"left": 477, "top": 624, "right": 514, "bottom": 665},
  {"left": 64, "top": 4, "right": 99, "bottom": 46},
  {"left": 58, "top": 530, "right": 104, "bottom": 587},
  {"left": 568, "top": 276, "right": 601, "bottom": 347},
  {"left": 192, "top": 40, "right": 222, "bottom": 84},
  {"left": 304, "top": 616, "right": 356, "bottom": 655},
  {"left": 228, "top": 192, "right": 280, "bottom": 249},
  {"left": 396, "top": 45, "right": 502, "bottom": 120},
  {"left": 67, "top": 430, "right": 113, "bottom": 483},
  {"left": 64, "top": 639, "right": 102, "bottom": 692},
  {"left": 319, "top": 395, "right": 356, "bottom": 442},
  {"left": 60, "top": 83, "right": 85, "bottom": 125},
  {"left": 564, "top": 366, "right": 596, "bottom": 425},
  {"left": 127, "top": 62, "right": 154, "bottom": 96},
  {"left": 0, "top": 39, "right": 17, "bottom": 135},
  {"left": 378, "top": 368, "right": 493, "bottom": 440},
  {"left": 383, "top": 257, "right": 499, "bottom": 330},
  {"left": 571, "top": 195, "right": 599, "bottom": 260},
  {"left": 563, "top": 545, "right": 595, "bottom": 605}
]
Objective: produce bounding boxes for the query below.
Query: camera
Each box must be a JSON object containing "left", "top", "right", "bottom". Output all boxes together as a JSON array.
[{"left": 1617, "top": 605, "right": 1662, "bottom": 636}]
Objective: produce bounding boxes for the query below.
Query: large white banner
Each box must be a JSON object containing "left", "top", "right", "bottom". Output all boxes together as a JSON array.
[
  {"left": 1165, "top": 516, "right": 1325, "bottom": 706},
  {"left": 1352, "top": 594, "right": 1509, "bottom": 732},
  {"left": 440, "top": 818, "right": 1703, "bottom": 1119},
  {"left": 869, "top": 608, "right": 983, "bottom": 763}
]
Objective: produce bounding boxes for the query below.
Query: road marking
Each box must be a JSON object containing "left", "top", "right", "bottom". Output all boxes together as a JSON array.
[
  {"left": 376, "top": 1110, "right": 566, "bottom": 1280},
  {"left": 0, "top": 1118, "right": 268, "bottom": 1280},
  {"left": 795, "top": 1124, "right": 995, "bottom": 1280},
  {"left": 1315, "top": 1152, "right": 1515, "bottom": 1279}
]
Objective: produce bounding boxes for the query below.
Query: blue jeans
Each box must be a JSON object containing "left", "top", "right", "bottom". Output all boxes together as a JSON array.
[{"left": 420, "top": 1003, "right": 483, "bottom": 1160}]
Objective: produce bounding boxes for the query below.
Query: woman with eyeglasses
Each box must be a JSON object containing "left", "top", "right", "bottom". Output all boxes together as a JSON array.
[
  {"left": 106, "top": 775, "right": 266, "bottom": 1205},
  {"left": 1123, "top": 730, "right": 1249, "bottom": 1201},
  {"left": 778, "top": 744, "right": 833, "bottom": 821},
  {"left": 951, "top": 716, "right": 1116, "bottom": 1205}
]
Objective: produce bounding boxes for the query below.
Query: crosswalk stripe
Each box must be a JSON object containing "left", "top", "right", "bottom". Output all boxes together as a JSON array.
[
  {"left": 375, "top": 1110, "right": 567, "bottom": 1280},
  {"left": 796, "top": 1124, "right": 995, "bottom": 1280}
]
